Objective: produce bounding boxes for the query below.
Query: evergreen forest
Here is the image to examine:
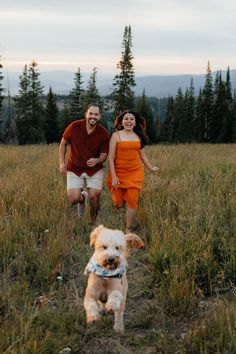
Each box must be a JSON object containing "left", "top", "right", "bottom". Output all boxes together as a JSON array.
[{"left": 0, "top": 26, "right": 235, "bottom": 145}]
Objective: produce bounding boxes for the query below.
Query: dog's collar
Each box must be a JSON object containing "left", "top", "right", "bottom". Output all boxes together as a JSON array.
[
  {"left": 84, "top": 259, "right": 126, "bottom": 278},
  {"left": 102, "top": 272, "right": 124, "bottom": 279}
]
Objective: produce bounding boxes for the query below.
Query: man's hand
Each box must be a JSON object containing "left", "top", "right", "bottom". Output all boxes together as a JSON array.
[
  {"left": 86, "top": 158, "right": 100, "bottom": 167},
  {"left": 150, "top": 166, "right": 159, "bottom": 172},
  {"left": 59, "top": 162, "right": 67, "bottom": 174}
]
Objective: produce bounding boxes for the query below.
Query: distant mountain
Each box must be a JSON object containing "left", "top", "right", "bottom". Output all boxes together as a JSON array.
[{"left": 3, "top": 69, "right": 236, "bottom": 98}]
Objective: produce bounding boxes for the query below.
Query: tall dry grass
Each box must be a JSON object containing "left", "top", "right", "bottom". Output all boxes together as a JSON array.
[{"left": 0, "top": 143, "right": 235, "bottom": 353}]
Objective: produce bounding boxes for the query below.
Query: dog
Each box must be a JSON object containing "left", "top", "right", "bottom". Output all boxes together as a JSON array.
[{"left": 83, "top": 225, "right": 144, "bottom": 332}]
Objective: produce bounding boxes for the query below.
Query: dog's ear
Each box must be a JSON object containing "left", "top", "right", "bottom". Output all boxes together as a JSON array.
[
  {"left": 125, "top": 233, "right": 144, "bottom": 255},
  {"left": 90, "top": 225, "right": 104, "bottom": 247}
]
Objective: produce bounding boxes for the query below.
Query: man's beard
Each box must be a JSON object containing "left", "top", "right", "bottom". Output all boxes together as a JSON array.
[{"left": 88, "top": 118, "right": 98, "bottom": 126}]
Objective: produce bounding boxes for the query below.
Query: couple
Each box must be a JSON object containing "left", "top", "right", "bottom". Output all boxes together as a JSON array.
[{"left": 59, "top": 104, "right": 158, "bottom": 233}]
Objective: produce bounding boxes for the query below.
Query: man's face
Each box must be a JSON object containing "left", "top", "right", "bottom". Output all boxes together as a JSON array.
[{"left": 86, "top": 106, "right": 101, "bottom": 126}]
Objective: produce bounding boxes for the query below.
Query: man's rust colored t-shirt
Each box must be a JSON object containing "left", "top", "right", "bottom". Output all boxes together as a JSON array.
[{"left": 63, "top": 119, "right": 110, "bottom": 176}]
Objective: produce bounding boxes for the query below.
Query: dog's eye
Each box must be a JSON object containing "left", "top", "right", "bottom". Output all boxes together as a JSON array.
[{"left": 103, "top": 245, "right": 107, "bottom": 250}]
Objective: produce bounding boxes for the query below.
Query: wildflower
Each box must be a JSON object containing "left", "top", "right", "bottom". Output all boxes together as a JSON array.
[
  {"left": 59, "top": 347, "right": 71, "bottom": 353},
  {"left": 38, "top": 295, "right": 48, "bottom": 309},
  {"left": 56, "top": 275, "right": 63, "bottom": 282}
]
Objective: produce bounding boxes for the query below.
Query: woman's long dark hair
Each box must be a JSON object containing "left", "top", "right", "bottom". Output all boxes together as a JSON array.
[{"left": 114, "top": 110, "right": 148, "bottom": 148}]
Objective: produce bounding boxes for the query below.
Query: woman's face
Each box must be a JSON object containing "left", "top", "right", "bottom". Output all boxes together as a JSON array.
[{"left": 121, "top": 113, "right": 136, "bottom": 131}]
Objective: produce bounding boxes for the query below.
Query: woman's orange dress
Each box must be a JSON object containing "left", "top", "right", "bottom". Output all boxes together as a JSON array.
[{"left": 106, "top": 141, "right": 144, "bottom": 207}]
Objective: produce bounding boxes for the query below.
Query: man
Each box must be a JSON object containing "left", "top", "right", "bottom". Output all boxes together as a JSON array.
[{"left": 59, "top": 104, "right": 110, "bottom": 223}]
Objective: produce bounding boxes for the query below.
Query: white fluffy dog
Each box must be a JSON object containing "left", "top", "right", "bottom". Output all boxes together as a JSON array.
[{"left": 83, "top": 225, "right": 144, "bottom": 332}]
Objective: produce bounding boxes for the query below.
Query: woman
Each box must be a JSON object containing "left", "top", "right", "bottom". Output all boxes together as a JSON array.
[{"left": 106, "top": 110, "right": 158, "bottom": 233}]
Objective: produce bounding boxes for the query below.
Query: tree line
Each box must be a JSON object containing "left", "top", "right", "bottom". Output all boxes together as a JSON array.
[
  {"left": 0, "top": 26, "right": 236, "bottom": 145},
  {"left": 161, "top": 63, "right": 236, "bottom": 143}
]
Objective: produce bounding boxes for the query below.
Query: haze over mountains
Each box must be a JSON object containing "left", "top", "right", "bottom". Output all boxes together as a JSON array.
[{"left": 3, "top": 69, "right": 236, "bottom": 98}]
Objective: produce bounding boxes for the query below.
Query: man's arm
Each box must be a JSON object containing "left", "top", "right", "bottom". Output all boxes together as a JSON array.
[
  {"left": 86, "top": 153, "right": 108, "bottom": 167},
  {"left": 59, "top": 137, "right": 68, "bottom": 174}
]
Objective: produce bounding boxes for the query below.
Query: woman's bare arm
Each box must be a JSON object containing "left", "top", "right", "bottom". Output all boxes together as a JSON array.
[
  {"left": 108, "top": 132, "right": 120, "bottom": 188},
  {"left": 139, "top": 148, "right": 159, "bottom": 172}
]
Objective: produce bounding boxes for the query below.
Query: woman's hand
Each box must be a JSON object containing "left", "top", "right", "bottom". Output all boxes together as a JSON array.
[{"left": 112, "top": 176, "right": 120, "bottom": 189}]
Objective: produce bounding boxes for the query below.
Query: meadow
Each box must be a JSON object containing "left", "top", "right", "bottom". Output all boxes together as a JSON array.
[{"left": 0, "top": 143, "right": 236, "bottom": 354}]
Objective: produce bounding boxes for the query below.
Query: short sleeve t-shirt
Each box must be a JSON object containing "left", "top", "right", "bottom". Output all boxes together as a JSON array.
[{"left": 63, "top": 119, "right": 110, "bottom": 176}]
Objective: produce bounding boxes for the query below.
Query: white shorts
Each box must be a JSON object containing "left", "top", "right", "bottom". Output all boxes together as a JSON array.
[{"left": 67, "top": 169, "right": 104, "bottom": 190}]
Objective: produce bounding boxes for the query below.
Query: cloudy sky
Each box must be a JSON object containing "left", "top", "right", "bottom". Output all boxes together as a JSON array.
[{"left": 0, "top": 0, "right": 235, "bottom": 75}]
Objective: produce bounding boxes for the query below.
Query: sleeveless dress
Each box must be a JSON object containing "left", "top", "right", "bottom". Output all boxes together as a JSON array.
[{"left": 106, "top": 140, "right": 144, "bottom": 191}]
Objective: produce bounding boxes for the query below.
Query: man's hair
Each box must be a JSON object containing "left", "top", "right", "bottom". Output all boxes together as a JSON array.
[{"left": 87, "top": 103, "right": 101, "bottom": 112}]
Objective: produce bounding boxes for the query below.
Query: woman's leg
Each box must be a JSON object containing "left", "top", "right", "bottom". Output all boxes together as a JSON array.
[
  {"left": 124, "top": 188, "right": 140, "bottom": 233},
  {"left": 125, "top": 207, "right": 137, "bottom": 233},
  {"left": 111, "top": 188, "right": 125, "bottom": 210}
]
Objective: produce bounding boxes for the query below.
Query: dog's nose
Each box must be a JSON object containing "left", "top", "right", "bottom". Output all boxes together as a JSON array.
[{"left": 108, "top": 257, "right": 115, "bottom": 264}]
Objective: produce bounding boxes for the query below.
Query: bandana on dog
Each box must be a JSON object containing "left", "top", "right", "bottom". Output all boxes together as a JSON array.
[{"left": 84, "top": 258, "right": 126, "bottom": 278}]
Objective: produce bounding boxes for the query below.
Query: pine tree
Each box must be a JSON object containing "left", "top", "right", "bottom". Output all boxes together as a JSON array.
[
  {"left": 15, "top": 65, "right": 31, "bottom": 144},
  {"left": 225, "top": 67, "right": 232, "bottom": 100},
  {"left": 68, "top": 67, "right": 84, "bottom": 120},
  {"left": 176, "top": 82, "right": 196, "bottom": 143},
  {"left": 232, "top": 91, "right": 236, "bottom": 142},
  {"left": 211, "top": 71, "right": 226, "bottom": 142},
  {"left": 154, "top": 112, "right": 161, "bottom": 142},
  {"left": 3, "top": 87, "right": 17, "bottom": 144},
  {"left": 112, "top": 25, "right": 136, "bottom": 115},
  {"left": 28, "top": 61, "right": 45, "bottom": 142},
  {"left": 15, "top": 61, "right": 45, "bottom": 144},
  {"left": 211, "top": 70, "right": 233, "bottom": 142},
  {"left": 45, "top": 87, "right": 59, "bottom": 143},
  {"left": 202, "top": 61, "right": 214, "bottom": 141},
  {"left": 225, "top": 67, "right": 234, "bottom": 142},
  {"left": 0, "top": 58, "right": 5, "bottom": 142},
  {"left": 82, "top": 67, "right": 102, "bottom": 113},
  {"left": 194, "top": 89, "right": 205, "bottom": 142},
  {"left": 173, "top": 88, "right": 184, "bottom": 142},
  {"left": 136, "top": 89, "right": 156, "bottom": 143},
  {"left": 160, "top": 95, "right": 175, "bottom": 142},
  {"left": 59, "top": 103, "right": 71, "bottom": 138},
  {"left": 0, "top": 58, "right": 4, "bottom": 112},
  {"left": 182, "top": 79, "right": 195, "bottom": 142}
]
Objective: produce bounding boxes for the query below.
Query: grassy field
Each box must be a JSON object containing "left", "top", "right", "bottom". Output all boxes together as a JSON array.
[{"left": 0, "top": 143, "right": 236, "bottom": 354}]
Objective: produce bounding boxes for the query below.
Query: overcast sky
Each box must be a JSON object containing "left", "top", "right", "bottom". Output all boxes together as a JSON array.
[{"left": 0, "top": 0, "right": 236, "bottom": 75}]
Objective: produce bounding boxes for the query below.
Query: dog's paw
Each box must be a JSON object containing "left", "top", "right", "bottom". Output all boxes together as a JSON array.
[
  {"left": 105, "top": 291, "right": 123, "bottom": 312},
  {"left": 114, "top": 323, "right": 124, "bottom": 332},
  {"left": 125, "top": 233, "right": 145, "bottom": 253},
  {"left": 105, "top": 301, "right": 113, "bottom": 312},
  {"left": 87, "top": 315, "right": 99, "bottom": 323},
  {"left": 105, "top": 300, "right": 121, "bottom": 312}
]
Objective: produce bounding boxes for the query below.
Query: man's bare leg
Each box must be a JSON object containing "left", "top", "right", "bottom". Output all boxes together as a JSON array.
[
  {"left": 67, "top": 188, "right": 84, "bottom": 205},
  {"left": 88, "top": 188, "right": 102, "bottom": 223}
]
